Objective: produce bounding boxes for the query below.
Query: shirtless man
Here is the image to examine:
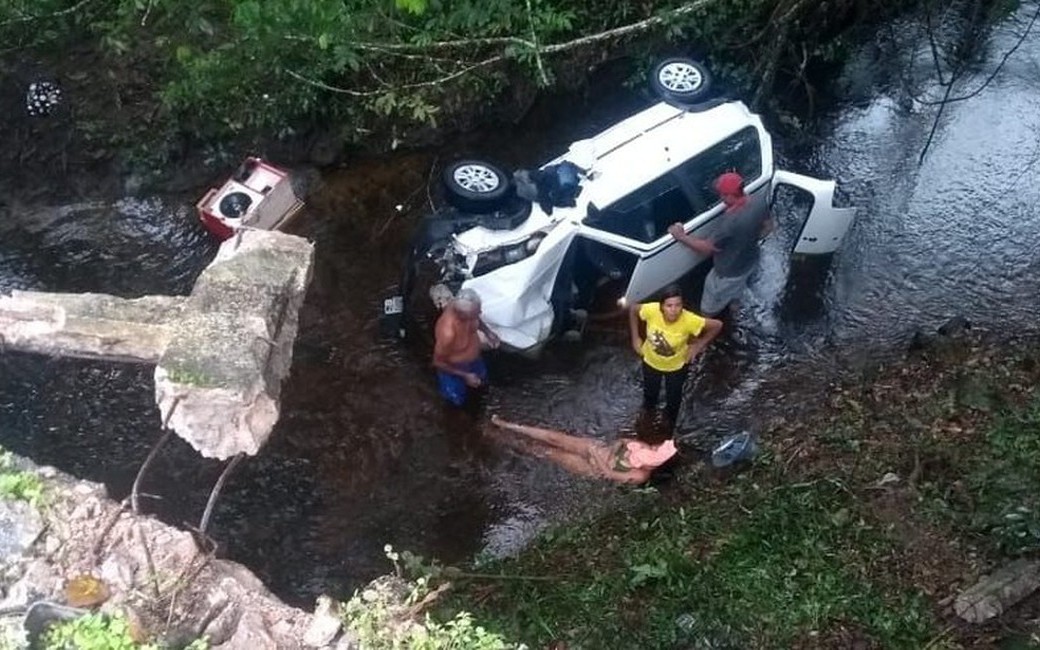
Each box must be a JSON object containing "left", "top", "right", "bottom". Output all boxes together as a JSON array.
[{"left": 433, "top": 288, "right": 500, "bottom": 406}]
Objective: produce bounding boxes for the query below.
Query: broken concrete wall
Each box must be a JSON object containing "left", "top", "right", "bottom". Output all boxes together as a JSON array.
[
  {"left": 155, "top": 231, "right": 314, "bottom": 459},
  {"left": 0, "top": 230, "right": 315, "bottom": 459}
]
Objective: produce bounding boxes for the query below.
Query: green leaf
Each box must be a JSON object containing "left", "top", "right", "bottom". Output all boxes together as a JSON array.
[{"left": 395, "top": 0, "right": 428, "bottom": 15}]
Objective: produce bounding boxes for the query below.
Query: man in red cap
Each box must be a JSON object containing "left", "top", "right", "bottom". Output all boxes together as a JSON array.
[{"left": 668, "top": 172, "right": 773, "bottom": 317}]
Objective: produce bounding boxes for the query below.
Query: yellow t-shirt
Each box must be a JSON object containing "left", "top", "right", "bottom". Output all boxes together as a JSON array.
[{"left": 638, "top": 303, "right": 706, "bottom": 372}]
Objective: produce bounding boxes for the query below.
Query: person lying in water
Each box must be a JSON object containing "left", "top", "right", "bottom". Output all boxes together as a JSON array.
[{"left": 488, "top": 415, "right": 678, "bottom": 484}]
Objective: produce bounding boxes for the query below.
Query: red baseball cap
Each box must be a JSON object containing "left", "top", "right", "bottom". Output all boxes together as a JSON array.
[{"left": 714, "top": 172, "right": 744, "bottom": 196}]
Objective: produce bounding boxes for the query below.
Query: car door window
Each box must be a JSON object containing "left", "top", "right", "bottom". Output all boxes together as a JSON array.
[
  {"left": 584, "top": 173, "right": 693, "bottom": 244},
  {"left": 675, "top": 126, "right": 763, "bottom": 214}
]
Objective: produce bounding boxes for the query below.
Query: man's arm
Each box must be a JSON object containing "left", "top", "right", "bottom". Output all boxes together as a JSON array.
[
  {"left": 628, "top": 305, "right": 644, "bottom": 356},
  {"left": 759, "top": 211, "right": 775, "bottom": 238},
  {"left": 668, "top": 223, "right": 719, "bottom": 256},
  {"left": 477, "top": 318, "right": 501, "bottom": 349},
  {"left": 686, "top": 317, "right": 723, "bottom": 363}
]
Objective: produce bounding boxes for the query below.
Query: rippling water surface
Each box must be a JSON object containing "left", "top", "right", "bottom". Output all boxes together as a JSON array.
[{"left": 2, "top": 7, "right": 1039, "bottom": 605}]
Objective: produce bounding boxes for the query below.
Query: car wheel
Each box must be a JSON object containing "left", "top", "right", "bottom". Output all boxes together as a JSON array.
[
  {"left": 442, "top": 159, "right": 512, "bottom": 212},
  {"left": 650, "top": 57, "right": 713, "bottom": 105}
]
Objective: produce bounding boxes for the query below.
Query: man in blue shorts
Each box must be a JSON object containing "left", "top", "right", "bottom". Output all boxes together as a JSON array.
[{"left": 432, "top": 288, "right": 500, "bottom": 406}]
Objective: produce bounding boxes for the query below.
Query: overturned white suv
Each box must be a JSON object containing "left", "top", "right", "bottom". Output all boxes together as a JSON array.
[{"left": 386, "top": 58, "right": 855, "bottom": 352}]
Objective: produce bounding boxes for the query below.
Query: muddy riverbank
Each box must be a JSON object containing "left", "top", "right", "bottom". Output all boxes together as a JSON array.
[{"left": 440, "top": 328, "right": 1040, "bottom": 649}]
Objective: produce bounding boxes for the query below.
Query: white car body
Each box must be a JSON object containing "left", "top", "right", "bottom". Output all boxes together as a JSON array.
[{"left": 407, "top": 99, "right": 855, "bottom": 352}]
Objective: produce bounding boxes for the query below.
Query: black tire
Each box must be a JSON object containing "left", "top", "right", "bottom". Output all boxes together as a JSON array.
[
  {"left": 650, "top": 57, "right": 714, "bottom": 105},
  {"left": 442, "top": 159, "right": 512, "bottom": 212}
]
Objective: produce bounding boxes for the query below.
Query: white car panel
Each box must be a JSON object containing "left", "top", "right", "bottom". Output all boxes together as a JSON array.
[
  {"left": 581, "top": 104, "right": 766, "bottom": 212},
  {"left": 624, "top": 238, "right": 708, "bottom": 303},
  {"left": 461, "top": 226, "right": 577, "bottom": 350},
  {"left": 452, "top": 206, "right": 559, "bottom": 255},
  {"left": 773, "top": 170, "right": 857, "bottom": 254}
]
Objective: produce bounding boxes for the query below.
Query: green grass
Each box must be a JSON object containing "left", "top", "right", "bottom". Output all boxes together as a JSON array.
[
  {"left": 0, "top": 449, "right": 45, "bottom": 506},
  {"left": 446, "top": 478, "right": 938, "bottom": 649},
  {"left": 924, "top": 396, "right": 1040, "bottom": 556}
]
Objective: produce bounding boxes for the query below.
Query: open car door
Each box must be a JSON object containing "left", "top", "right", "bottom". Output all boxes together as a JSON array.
[
  {"left": 773, "top": 170, "right": 857, "bottom": 255},
  {"left": 621, "top": 235, "right": 711, "bottom": 304}
]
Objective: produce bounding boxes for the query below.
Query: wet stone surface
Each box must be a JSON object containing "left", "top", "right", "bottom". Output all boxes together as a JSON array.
[{"left": 0, "top": 500, "right": 43, "bottom": 566}]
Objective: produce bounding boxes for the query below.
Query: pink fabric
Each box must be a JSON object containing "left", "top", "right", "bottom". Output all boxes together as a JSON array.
[{"left": 625, "top": 439, "right": 678, "bottom": 469}]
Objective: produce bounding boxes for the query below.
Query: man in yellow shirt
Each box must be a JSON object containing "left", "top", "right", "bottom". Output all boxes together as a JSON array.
[{"left": 628, "top": 284, "right": 722, "bottom": 426}]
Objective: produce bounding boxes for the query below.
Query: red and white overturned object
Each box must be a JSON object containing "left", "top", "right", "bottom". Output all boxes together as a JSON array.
[{"left": 196, "top": 157, "right": 304, "bottom": 240}]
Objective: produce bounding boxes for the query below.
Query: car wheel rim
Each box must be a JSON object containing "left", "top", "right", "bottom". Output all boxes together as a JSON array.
[
  {"left": 658, "top": 62, "right": 703, "bottom": 94},
  {"left": 453, "top": 164, "right": 501, "bottom": 193}
]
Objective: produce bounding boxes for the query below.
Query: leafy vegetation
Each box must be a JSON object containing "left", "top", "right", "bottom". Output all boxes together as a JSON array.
[
  {"left": 41, "top": 613, "right": 208, "bottom": 650},
  {"left": 341, "top": 546, "right": 520, "bottom": 649},
  {"left": 42, "top": 613, "right": 145, "bottom": 650},
  {"left": 970, "top": 399, "right": 1040, "bottom": 554},
  {"left": 1, "top": 0, "right": 925, "bottom": 146},
  {"left": 924, "top": 393, "right": 1040, "bottom": 556},
  {"left": 0, "top": 449, "right": 45, "bottom": 506}
]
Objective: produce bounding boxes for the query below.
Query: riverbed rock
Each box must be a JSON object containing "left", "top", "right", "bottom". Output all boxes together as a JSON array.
[
  {"left": 0, "top": 560, "right": 62, "bottom": 612},
  {"left": 215, "top": 610, "right": 276, "bottom": 649},
  {"left": 908, "top": 316, "right": 972, "bottom": 358},
  {"left": 0, "top": 292, "right": 183, "bottom": 362},
  {"left": 954, "top": 559, "right": 1040, "bottom": 623},
  {"left": 2, "top": 454, "right": 322, "bottom": 647},
  {"left": 303, "top": 595, "right": 342, "bottom": 647},
  {"left": 0, "top": 453, "right": 434, "bottom": 648},
  {"left": 0, "top": 500, "right": 44, "bottom": 565}
]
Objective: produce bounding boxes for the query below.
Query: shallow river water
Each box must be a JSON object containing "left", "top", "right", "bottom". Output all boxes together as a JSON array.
[{"left": 2, "top": 6, "right": 1039, "bottom": 606}]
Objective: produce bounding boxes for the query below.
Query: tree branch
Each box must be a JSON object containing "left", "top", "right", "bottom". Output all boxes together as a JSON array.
[
  {"left": 540, "top": 0, "right": 716, "bottom": 54},
  {"left": 525, "top": 0, "right": 549, "bottom": 85},
  {"left": 287, "top": 0, "right": 723, "bottom": 98},
  {"left": 287, "top": 54, "right": 506, "bottom": 96},
  {"left": 348, "top": 35, "right": 534, "bottom": 52},
  {"left": 349, "top": 0, "right": 719, "bottom": 56},
  {"left": 0, "top": 0, "right": 97, "bottom": 27}
]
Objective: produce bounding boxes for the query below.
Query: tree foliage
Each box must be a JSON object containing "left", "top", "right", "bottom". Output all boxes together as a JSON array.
[{"left": 0, "top": 0, "right": 923, "bottom": 141}]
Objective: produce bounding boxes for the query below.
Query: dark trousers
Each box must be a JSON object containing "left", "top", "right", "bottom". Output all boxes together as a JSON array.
[{"left": 641, "top": 362, "right": 688, "bottom": 424}]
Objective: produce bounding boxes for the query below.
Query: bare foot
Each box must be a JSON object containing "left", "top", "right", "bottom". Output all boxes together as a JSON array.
[{"left": 490, "top": 414, "right": 507, "bottom": 428}]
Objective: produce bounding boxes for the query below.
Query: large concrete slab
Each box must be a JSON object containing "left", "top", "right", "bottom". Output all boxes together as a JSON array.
[{"left": 0, "top": 230, "right": 315, "bottom": 459}]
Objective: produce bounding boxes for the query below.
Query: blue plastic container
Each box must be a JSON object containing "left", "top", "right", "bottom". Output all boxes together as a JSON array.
[{"left": 711, "top": 431, "right": 758, "bottom": 468}]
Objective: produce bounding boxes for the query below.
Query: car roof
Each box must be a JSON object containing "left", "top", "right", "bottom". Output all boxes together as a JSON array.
[{"left": 570, "top": 100, "right": 764, "bottom": 210}]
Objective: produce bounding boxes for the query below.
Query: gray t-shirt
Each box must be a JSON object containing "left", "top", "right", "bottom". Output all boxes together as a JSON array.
[{"left": 711, "top": 201, "right": 769, "bottom": 277}]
